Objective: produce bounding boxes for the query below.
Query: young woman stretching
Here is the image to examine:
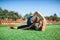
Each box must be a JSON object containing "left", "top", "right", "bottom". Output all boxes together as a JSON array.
[{"left": 9, "top": 11, "right": 47, "bottom": 31}]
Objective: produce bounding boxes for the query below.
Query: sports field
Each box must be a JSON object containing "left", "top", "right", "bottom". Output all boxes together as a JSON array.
[{"left": 0, "top": 24, "right": 60, "bottom": 40}]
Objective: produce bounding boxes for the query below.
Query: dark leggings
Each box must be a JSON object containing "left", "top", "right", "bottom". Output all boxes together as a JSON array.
[{"left": 17, "top": 25, "right": 36, "bottom": 30}]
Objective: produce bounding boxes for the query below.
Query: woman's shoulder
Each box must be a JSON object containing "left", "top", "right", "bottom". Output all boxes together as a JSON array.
[{"left": 28, "top": 16, "right": 33, "bottom": 18}]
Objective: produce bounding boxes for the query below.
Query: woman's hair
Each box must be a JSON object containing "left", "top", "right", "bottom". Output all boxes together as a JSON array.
[
  {"left": 31, "top": 16, "right": 40, "bottom": 23},
  {"left": 33, "top": 11, "right": 40, "bottom": 16}
]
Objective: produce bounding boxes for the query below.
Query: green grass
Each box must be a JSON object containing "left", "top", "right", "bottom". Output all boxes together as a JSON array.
[{"left": 0, "top": 24, "right": 60, "bottom": 40}]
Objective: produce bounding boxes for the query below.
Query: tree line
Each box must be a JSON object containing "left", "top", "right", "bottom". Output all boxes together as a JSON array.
[
  {"left": 45, "top": 13, "right": 60, "bottom": 21},
  {"left": 0, "top": 8, "right": 60, "bottom": 21},
  {"left": 0, "top": 8, "right": 22, "bottom": 20}
]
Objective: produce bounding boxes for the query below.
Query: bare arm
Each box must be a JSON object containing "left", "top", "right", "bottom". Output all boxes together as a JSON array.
[
  {"left": 37, "top": 11, "right": 46, "bottom": 20},
  {"left": 37, "top": 11, "right": 47, "bottom": 31}
]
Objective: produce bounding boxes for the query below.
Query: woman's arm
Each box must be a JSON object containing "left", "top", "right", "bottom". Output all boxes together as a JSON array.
[{"left": 37, "top": 11, "right": 47, "bottom": 31}]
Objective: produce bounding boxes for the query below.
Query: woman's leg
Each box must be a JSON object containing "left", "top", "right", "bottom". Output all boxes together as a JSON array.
[
  {"left": 30, "top": 25, "right": 36, "bottom": 30},
  {"left": 38, "top": 26, "right": 42, "bottom": 31},
  {"left": 17, "top": 25, "right": 29, "bottom": 30},
  {"left": 9, "top": 25, "right": 29, "bottom": 30}
]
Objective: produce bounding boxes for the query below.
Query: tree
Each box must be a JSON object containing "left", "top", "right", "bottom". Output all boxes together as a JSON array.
[
  {"left": 0, "top": 8, "right": 21, "bottom": 20},
  {"left": 52, "top": 13, "right": 58, "bottom": 21},
  {"left": 24, "top": 12, "right": 32, "bottom": 19},
  {"left": 48, "top": 13, "right": 59, "bottom": 21}
]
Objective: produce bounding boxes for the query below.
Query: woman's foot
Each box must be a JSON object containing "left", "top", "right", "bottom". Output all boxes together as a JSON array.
[
  {"left": 10, "top": 26, "right": 14, "bottom": 29},
  {"left": 8, "top": 24, "right": 14, "bottom": 29}
]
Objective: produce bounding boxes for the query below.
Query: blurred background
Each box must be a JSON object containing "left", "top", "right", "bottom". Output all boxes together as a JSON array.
[{"left": 0, "top": 0, "right": 60, "bottom": 24}]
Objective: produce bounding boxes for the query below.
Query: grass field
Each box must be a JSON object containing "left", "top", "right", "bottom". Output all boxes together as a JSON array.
[{"left": 0, "top": 24, "right": 60, "bottom": 40}]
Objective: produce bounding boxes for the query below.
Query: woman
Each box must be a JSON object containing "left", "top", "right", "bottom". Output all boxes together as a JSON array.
[{"left": 9, "top": 11, "right": 47, "bottom": 31}]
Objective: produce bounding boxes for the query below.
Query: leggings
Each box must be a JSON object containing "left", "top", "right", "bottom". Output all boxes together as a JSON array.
[{"left": 17, "top": 25, "right": 36, "bottom": 30}]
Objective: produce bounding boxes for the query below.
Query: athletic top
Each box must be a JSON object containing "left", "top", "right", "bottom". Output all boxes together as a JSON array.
[
  {"left": 27, "top": 16, "right": 33, "bottom": 26},
  {"left": 27, "top": 16, "right": 40, "bottom": 26}
]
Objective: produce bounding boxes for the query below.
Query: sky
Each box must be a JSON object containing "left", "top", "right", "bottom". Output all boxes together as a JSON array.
[{"left": 0, "top": 0, "right": 60, "bottom": 17}]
